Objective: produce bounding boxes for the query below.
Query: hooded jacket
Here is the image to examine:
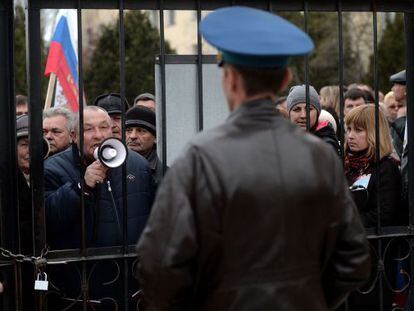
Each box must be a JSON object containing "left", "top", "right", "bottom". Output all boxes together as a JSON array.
[{"left": 313, "top": 121, "right": 341, "bottom": 156}]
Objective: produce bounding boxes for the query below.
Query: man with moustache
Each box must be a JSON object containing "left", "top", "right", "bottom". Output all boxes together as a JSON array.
[{"left": 125, "top": 106, "right": 163, "bottom": 186}]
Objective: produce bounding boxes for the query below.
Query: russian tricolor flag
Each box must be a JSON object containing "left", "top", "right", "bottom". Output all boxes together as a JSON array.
[{"left": 45, "top": 16, "right": 79, "bottom": 112}]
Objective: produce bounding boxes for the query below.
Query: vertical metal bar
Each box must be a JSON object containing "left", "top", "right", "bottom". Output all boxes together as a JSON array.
[
  {"left": 119, "top": 0, "right": 127, "bottom": 251},
  {"left": 372, "top": 7, "right": 382, "bottom": 233},
  {"left": 26, "top": 0, "right": 46, "bottom": 257},
  {"left": 404, "top": 12, "right": 414, "bottom": 228},
  {"left": 118, "top": 1, "right": 129, "bottom": 310},
  {"left": 159, "top": 0, "right": 168, "bottom": 174},
  {"left": 77, "top": 0, "right": 86, "bottom": 255},
  {"left": 0, "top": 0, "right": 17, "bottom": 251},
  {"left": 404, "top": 11, "right": 414, "bottom": 308},
  {"left": 337, "top": 0, "right": 345, "bottom": 159},
  {"left": 304, "top": 1, "right": 310, "bottom": 131},
  {"left": 371, "top": 6, "right": 384, "bottom": 310},
  {"left": 0, "top": 1, "right": 19, "bottom": 309},
  {"left": 343, "top": 30, "right": 347, "bottom": 302},
  {"left": 196, "top": 0, "right": 203, "bottom": 132},
  {"left": 76, "top": 3, "right": 88, "bottom": 310}
]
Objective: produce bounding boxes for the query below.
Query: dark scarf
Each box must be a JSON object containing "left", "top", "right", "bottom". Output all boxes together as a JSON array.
[{"left": 344, "top": 149, "right": 373, "bottom": 185}]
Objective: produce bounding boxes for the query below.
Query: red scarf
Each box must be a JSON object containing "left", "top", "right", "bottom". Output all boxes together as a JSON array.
[{"left": 344, "top": 150, "right": 372, "bottom": 185}]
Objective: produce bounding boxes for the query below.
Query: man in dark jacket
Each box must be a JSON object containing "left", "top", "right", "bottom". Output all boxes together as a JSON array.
[
  {"left": 45, "top": 106, "right": 154, "bottom": 308},
  {"left": 136, "top": 6, "right": 370, "bottom": 311},
  {"left": 45, "top": 105, "right": 154, "bottom": 248}
]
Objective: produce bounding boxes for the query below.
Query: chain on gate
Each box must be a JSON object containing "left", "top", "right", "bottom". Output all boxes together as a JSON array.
[{"left": 0, "top": 246, "right": 49, "bottom": 292}]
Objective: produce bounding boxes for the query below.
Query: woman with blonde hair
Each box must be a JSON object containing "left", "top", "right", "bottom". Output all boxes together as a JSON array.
[
  {"left": 344, "top": 104, "right": 402, "bottom": 227},
  {"left": 319, "top": 85, "right": 341, "bottom": 116}
]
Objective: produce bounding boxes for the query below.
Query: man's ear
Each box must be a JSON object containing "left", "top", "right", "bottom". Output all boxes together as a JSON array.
[
  {"left": 224, "top": 65, "right": 240, "bottom": 90},
  {"left": 279, "top": 68, "right": 293, "bottom": 93}
]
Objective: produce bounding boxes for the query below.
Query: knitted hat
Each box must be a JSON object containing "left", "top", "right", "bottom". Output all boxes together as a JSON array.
[
  {"left": 94, "top": 93, "right": 129, "bottom": 115},
  {"left": 125, "top": 106, "right": 156, "bottom": 136},
  {"left": 287, "top": 85, "right": 321, "bottom": 115}
]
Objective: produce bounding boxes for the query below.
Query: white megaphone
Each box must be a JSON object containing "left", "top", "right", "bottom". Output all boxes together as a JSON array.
[{"left": 93, "top": 137, "right": 128, "bottom": 168}]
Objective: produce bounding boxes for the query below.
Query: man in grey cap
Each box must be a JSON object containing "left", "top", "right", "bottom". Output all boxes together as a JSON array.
[
  {"left": 16, "top": 115, "right": 50, "bottom": 183},
  {"left": 16, "top": 115, "right": 31, "bottom": 184},
  {"left": 389, "top": 70, "right": 407, "bottom": 158},
  {"left": 134, "top": 92, "right": 156, "bottom": 111},
  {"left": 137, "top": 6, "right": 369, "bottom": 311},
  {"left": 391, "top": 70, "right": 407, "bottom": 108}
]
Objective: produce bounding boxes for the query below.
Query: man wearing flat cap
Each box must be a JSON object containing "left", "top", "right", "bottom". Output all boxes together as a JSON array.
[
  {"left": 125, "top": 106, "right": 163, "bottom": 186},
  {"left": 94, "top": 93, "right": 129, "bottom": 139},
  {"left": 137, "top": 6, "right": 370, "bottom": 311},
  {"left": 134, "top": 92, "right": 156, "bottom": 111},
  {"left": 389, "top": 70, "right": 407, "bottom": 158}
]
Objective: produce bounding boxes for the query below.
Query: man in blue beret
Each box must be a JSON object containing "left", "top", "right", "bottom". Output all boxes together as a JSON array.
[{"left": 137, "top": 6, "right": 370, "bottom": 310}]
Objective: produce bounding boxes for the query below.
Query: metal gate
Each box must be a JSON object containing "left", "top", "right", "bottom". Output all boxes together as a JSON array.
[{"left": 0, "top": 0, "right": 414, "bottom": 310}]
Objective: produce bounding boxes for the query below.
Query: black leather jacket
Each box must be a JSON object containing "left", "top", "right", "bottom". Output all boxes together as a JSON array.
[{"left": 136, "top": 98, "right": 370, "bottom": 311}]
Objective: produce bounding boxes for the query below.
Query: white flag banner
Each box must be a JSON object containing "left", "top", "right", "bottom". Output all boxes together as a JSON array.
[
  {"left": 54, "top": 79, "right": 69, "bottom": 107},
  {"left": 52, "top": 9, "right": 79, "bottom": 108}
]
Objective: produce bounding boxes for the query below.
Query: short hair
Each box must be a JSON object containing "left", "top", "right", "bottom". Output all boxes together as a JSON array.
[
  {"left": 74, "top": 106, "right": 110, "bottom": 133},
  {"left": 16, "top": 95, "right": 27, "bottom": 106},
  {"left": 232, "top": 65, "right": 287, "bottom": 97},
  {"left": 344, "top": 88, "right": 366, "bottom": 102},
  {"left": 43, "top": 106, "right": 76, "bottom": 132},
  {"left": 361, "top": 90, "right": 375, "bottom": 104},
  {"left": 345, "top": 104, "right": 393, "bottom": 161},
  {"left": 347, "top": 83, "right": 373, "bottom": 93}
]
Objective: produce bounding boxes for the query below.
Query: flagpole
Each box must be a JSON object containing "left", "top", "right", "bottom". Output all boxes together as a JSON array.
[{"left": 44, "top": 73, "right": 57, "bottom": 110}]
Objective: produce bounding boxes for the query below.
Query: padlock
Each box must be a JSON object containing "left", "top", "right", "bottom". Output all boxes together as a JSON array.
[{"left": 34, "top": 272, "right": 49, "bottom": 291}]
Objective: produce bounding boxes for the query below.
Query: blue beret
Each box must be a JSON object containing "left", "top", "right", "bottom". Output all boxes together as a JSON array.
[{"left": 200, "top": 6, "right": 314, "bottom": 68}]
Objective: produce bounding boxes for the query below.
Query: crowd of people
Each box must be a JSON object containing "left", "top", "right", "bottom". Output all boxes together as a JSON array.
[
  {"left": 275, "top": 71, "right": 409, "bottom": 310},
  {"left": 277, "top": 70, "right": 408, "bottom": 228},
  {"left": 12, "top": 72, "right": 409, "bottom": 310},
  {"left": 13, "top": 92, "right": 161, "bottom": 309},
  {"left": 7, "top": 5, "right": 410, "bottom": 310}
]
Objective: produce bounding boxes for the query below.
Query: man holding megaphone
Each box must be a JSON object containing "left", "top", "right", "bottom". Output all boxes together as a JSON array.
[
  {"left": 44, "top": 106, "right": 154, "bottom": 307},
  {"left": 45, "top": 105, "right": 154, "bottom": 249}
]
